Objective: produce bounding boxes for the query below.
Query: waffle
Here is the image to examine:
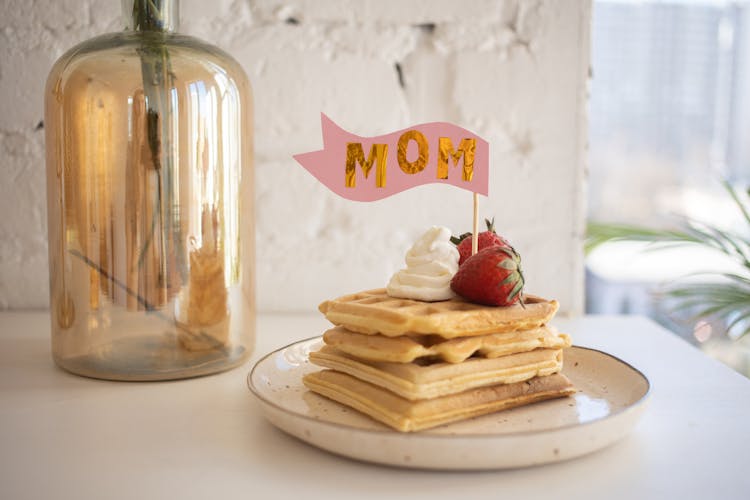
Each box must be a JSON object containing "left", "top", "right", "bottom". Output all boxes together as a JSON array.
[
  {"left": 303, "top": 370, "right": 575, "bottom": 432},
  {"left": 318, "top": 289, "right": 559, "bottom": 338},
  {"left": 322, "top": 325, "right": 572, "bottom": 364},
  {"left": 309, "top": 345, "right": 564, "bottom": 401}
]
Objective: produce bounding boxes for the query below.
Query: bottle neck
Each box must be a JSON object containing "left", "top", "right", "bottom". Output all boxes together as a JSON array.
[{"left": 123, "top": 0, "right": 179, "bottom": 32}]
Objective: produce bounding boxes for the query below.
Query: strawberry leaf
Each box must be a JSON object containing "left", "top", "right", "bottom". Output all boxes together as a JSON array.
[
  {"left": 450, "top": 232, "right": 472, "bottom": 246},
  {"left": 498, "top": 259, "right": 516, "bottom": 270},
  {"left": 500, "top": 273, "right": 517, "bottom": 286},
  {"left": 508, "top": 279, "right": 524, "bottom": 302}
]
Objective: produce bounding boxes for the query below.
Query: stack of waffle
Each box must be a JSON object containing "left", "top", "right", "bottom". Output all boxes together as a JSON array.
[{"left": 303, "top": 289, "right": 575, "bottom": 432}]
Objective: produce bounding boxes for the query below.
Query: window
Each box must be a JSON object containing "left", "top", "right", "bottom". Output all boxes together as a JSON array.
[
  {"left": 590, "top": 0, "right": 744, "bottom": 224},
  {"left": 588, "top": 0, "right": 750, "bottom": 375}
]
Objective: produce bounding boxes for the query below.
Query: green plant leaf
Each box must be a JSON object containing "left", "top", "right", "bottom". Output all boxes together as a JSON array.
[
  {"left": 585, "top": 222, "right": 701, "bottom": 254},
  {"left": 663, "top": 282, "right": 750, "bottom": 331},
  {"left": 723, "top": 179, "right": 750, "bottom": 230},
  {"left": 681, "top": 219, "right": 750, "bottom": 268}
]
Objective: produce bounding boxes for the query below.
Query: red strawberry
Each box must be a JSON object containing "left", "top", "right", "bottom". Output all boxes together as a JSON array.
[
  {"left": 450, "top": 245, "right": 525, "bottom": 306},
  {"left": 451, "top": 218, "right": 511, "bottom": 265}
]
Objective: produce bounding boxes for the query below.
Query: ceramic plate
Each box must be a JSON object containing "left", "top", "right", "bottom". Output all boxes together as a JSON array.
[{"left": 247, "top": 337, "right": 650, "bottom": 470}]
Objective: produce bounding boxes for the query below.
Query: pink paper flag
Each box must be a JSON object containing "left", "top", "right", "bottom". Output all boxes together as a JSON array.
[{"left": 293, "top": 114, "right": 489, "bottom": 202}]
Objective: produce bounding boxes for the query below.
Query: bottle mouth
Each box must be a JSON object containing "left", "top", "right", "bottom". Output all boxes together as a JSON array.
[{"left": 122, "top": 0, "right": 179, "bottom": 32}]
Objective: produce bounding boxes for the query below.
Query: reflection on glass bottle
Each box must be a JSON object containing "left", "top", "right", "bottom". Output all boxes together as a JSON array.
[
  {"left": 45, "top": 0, "right": 254, "bottom": 380},
  {"left": 177, "top": 205, "right": 231, "bottom": 351}
]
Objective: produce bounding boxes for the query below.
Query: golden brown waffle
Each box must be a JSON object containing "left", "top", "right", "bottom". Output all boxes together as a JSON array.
[
  {"left": 318, "top": 289, "right": 559, "bottom": 338},
  {"left": 322, "top": 325, "right": 572, "bottom": 364},
  {"left": 309, "top": 345, "right": 564, "bottom": 400},
  {"left": 303, "top": 370, "right": 575, "bottom": 432}
]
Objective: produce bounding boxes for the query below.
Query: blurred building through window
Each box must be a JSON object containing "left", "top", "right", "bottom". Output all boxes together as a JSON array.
[{"left": 589, "top": 0, "right": 747, "bottom": 224}]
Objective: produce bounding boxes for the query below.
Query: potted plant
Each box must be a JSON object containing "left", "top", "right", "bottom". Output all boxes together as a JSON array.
[{"left": 587, "top": 181, "right": 750, "bottom": 343}]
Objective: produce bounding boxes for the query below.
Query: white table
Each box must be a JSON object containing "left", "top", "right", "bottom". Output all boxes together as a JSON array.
[{"left": 1, "top": 312, "right": 749, "bottom": 499}]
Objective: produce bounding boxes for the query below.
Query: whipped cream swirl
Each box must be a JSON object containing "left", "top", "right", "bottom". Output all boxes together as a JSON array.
[{"left": 386, "top": 226, "right": 459, "bottom": 302}]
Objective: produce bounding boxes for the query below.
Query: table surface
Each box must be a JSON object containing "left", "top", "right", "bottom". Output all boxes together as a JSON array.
[{"left": 1, "top": 311, "right": 750, "bottom": 500}]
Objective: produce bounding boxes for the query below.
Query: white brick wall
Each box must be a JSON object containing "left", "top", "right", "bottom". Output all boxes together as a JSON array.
[{"left": 0, "top": 0, "right": 590, "bottom": 314}]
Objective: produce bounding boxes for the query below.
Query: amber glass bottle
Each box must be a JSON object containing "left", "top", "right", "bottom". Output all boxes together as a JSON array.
[{"left": 45, "top": 0, "right": 254, "bottom": 380}]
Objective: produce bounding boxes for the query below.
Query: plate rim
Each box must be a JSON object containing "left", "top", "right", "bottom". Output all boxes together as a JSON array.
[{"left": 247, "top": 336, "right": 651, "bottom": 439}]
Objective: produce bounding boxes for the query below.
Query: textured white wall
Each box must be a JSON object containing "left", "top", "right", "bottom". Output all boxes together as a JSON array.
[{"left": 0, "top": 0, "right": 590, "bottom": 314}]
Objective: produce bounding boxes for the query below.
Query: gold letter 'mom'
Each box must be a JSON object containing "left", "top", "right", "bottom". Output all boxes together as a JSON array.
[
  {"left": 345, "top": 142, "right": 388, "bottom": 188},
  {"left": 345, "top": 133, "right": 476, "bottom": 188}
]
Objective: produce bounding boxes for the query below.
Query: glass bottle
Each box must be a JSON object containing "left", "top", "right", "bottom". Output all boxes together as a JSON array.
[{"left": 44, "top": 0, "right": 255, "bottom": 380}]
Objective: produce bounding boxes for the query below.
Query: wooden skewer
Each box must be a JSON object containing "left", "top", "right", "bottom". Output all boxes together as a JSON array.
[{"left": 472, "top": 192, "right": 479, "bottom": 256}]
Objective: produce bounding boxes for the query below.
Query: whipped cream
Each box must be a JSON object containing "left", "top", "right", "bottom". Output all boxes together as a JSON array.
[{"left": 386, "top": 226, "right": 459, "bottom": 302}]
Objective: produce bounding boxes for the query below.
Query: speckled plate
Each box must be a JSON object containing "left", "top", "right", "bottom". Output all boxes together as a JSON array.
[{"left": 247, "top": 337, "right": 650, "bottom": 470}]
